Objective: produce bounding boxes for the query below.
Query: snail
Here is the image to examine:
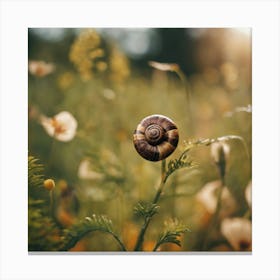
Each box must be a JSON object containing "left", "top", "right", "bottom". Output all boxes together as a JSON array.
[{"left": 133, "top": 115, "right": 179, "bottom": 161}]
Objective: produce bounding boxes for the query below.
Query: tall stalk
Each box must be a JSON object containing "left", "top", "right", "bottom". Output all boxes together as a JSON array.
[
  {"left": 134, "top": 159, "right": 167, "bottom": 251},
  {"left": 174, "top": 68, "right": 194, "bottom": 134}
]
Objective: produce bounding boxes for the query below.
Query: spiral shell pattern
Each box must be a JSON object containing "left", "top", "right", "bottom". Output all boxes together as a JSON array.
[{"left": 133, "top": 115, "right": 179, "bottom": 161}]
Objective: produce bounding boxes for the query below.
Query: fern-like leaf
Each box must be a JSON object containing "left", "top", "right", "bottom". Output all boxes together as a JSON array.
[
  {"left": 165, "top": 150, "right": 195, "bottom": 180},
  {"left": 28, "top": 155, "right": 61, "bottom": 251},
  {"left": 134, "top": 201, "right": 160, "bottom": 220},
  {"left": 154, "top": 218, "right": 191, "bottom": 251},
  {"left": 28, "top": 155, "right": 44, "bottom": 189},
  {"left": 61, "top": 214, "right": 126, "bottom": 251}
]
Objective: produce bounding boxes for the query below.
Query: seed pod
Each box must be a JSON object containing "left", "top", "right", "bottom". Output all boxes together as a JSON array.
[{"left": 133, "top": 115, "right": 179, "bottom": 161}]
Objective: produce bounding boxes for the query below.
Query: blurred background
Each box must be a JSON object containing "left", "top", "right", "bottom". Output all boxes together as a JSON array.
[{"left": 28, "top": 28, "right": 252, "bottom": 252}]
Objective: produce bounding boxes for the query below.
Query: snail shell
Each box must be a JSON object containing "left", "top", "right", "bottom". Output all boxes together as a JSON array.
[{"left": 133, "top": 114, "right": 179, "bottom": 161}]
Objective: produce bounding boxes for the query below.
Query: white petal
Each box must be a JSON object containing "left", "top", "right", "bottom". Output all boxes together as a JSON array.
[{"left": 221, "top": 217, "right": 252, "bottom": 250}]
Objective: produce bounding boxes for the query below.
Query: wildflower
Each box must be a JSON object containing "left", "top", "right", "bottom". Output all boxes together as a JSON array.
[
  {"left": 78, "top": 159, "right": 104, "bottom": 180},
  {"left": 196, "top": 180, "right": 237, "bottom": 219},
  {"left": 221, "top": 217, "right": 252, "bottom": 251},
  {"left": 220, "top": 62, "right": 239, "bottom": 90},
  {"left": 57, "top": 72, "right": 75, "bottom": 90},
  {"left": 40, "top": 111, "right": 77, "bottom": 142},
  {"left": 103, "top": 88, "right": 116, "bottom": 100},
  {"left": 43, "top": 179, "right": 55, "bottom": 191},
  {"left": 211, "top": 142, "right": 230, "bottom": 178},
  {"left": 28, "top": 60, "right": 55, "bottom": 77},
  {"left": 148, "top": 61, "right": 179, "bottom": 72},
  {"left": 109, "top": 46, "right": 130, "bottom": 83},
  {"left": 211, "top": 142, "right": 230, "bottom": 164},
  {"left": 69, "top": 29, "right": 105, "bottom": 81},
  {"left": 245, "top": 180, "right": 252, "bottom": 207}
]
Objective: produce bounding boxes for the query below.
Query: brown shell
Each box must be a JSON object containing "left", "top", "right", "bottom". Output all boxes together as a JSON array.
[{"left": 133, "top": 115, "right": 179, "bottom": 161}]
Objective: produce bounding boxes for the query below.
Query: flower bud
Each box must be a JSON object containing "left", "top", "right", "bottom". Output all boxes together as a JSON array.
[
  {"left": 43, "top": 179, "right": 55, "bottom": 191},
  {"left": 211, "top": 142, "right": 230, "bottom": 178}
]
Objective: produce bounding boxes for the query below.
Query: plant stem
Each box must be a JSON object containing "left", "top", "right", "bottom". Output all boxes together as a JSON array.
[
  {"left": 61, "top": 231, "right": 127, "bottom": 252},
  {"left": 175, "top": 69, "right": 194, "bottom": 134},
  {"left": 49, "top": 190, "right": 55, "bottom": 221},
  {"left": 201, "top": 175, "right": 225, "bottom": 251},
  {"left": 111, "top": 232, "right": 127, "bottom": 251},
  {"left": 134, "top": 159, "right": 167, "bottom": 251}
]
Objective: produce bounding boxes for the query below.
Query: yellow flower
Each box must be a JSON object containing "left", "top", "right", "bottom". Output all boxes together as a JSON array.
[
  {"left": 40, "top": 111, "right": 77, "bottom": 142},
  {"left": 28, "top": 60, "right": 55, "bottom": 77},
  {"left": 69, "top": 29, "right": 105, "bottom": 81},
  {"left": 221, "top": 217, "right": 252, "bottom": 251},
  {"left": 43, "top": 179, "right": 55, "bottom": 191},
  {"left": 109, "top": 46, "right": 130, "bottom": 83},
  {"left": 57, "top": 72, "right": 75, "bottom": 90}
]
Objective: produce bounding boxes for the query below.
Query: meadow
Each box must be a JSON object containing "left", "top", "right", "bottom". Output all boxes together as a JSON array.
[{"left": 28, "top": 28, "right": 252, "bottom": 252}]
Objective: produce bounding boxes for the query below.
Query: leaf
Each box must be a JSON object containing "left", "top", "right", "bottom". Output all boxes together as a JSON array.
[
  {"left": 28, "top": 155, "right": 44, "bottom": 189},
  {"left": 61, "top": 214, "right": 126, "bottom": 251},
  {"left": 165, "top": 149, "right": 195, "bottom": 180},
  {"left": 154, "top": 218, "right": 191, "bottom": 251},
  {"left": 134, "top": 201, "right": 160, "bottom": 220},
  {"left": 28, "top": 155, "right": 61, "bottom": 251}
]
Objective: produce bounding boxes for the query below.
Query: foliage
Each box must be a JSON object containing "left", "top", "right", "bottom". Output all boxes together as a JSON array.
[
  {"left": 28, "top": 156, "right": 61, "bottom": 251},
  {"left": 165, "top": 149, "right": 195, "bottom": 181},
  {"left": 28, "top": 28, "right": 252, "bottom": 252},
  {"left": 61, "top": 214, "right": 126, "bottom": 251},
  {"left": 134, "top": 201, "right": 160, "bottom": 220},
  {"left": 154, "top": 218, "right": 191, "bottom": 251}
]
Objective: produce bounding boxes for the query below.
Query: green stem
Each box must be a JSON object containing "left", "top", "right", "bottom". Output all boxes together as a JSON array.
[
  {"left": 49, "top": 190, "right": 55, "bottom": 219},
  {"left": 61, "top": 230, "right": 127, "bottom": 252},
  {"left": 175, "top": 69, "right": 194, "bottom": 134},
  {"left": 47, "top": 137, "right": 56, "bottom": 174},
  {"left": 134, "top": 159, "right": 167, "bottom": 251},
  {"left": 111, "top": 232, "right": 127, "bottom": 251}
]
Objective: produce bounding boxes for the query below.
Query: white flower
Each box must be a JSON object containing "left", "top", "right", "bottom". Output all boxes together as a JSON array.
[
  {"left": 28, "top": 60, "right": 55, "bottom": 77},
  {"left": 103, "top": 88, "right": 116, "bottom": 100},
  {"left": 221, "top": 217, "right": 252, "bottom": 251},
  {"left": 148, "top": 61, "right": 179, "bottom": 72},
  {"left": 245, "top": 180, "right": 252, "bottom": 207},
  {"left": 210, "top": 142, "right": 230, "bottom": 164},
  {"left": 78, "top": 159, "right": 104, "bottom": 180},
  {"left": 196, "top": 180, "right": 237, "bottom": 218},
  {"left": 40, "top": 111, "right": 77, "bottom": 142}
]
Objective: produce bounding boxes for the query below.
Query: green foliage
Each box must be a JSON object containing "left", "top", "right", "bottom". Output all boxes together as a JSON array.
[
  {"left": 61, "top": 214, "right": 126, "bottom": 251},
  {"left": 28, "top": 155, "right": 61, "bottom": 251},
  {"left": 165, "top": 149, "right": 195, "bottom": 181},
  {"left": 28, "top": 156, "right": 44, "bottom": 191},
  {"left": 154, "top": 218, "right": 191, "bottom": 251},
  {"left": 134, "top": 201, "right": 160, "bottom": 220},
  {"left": 28, "top": 28, "right": 252, "bottom": 252}
]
